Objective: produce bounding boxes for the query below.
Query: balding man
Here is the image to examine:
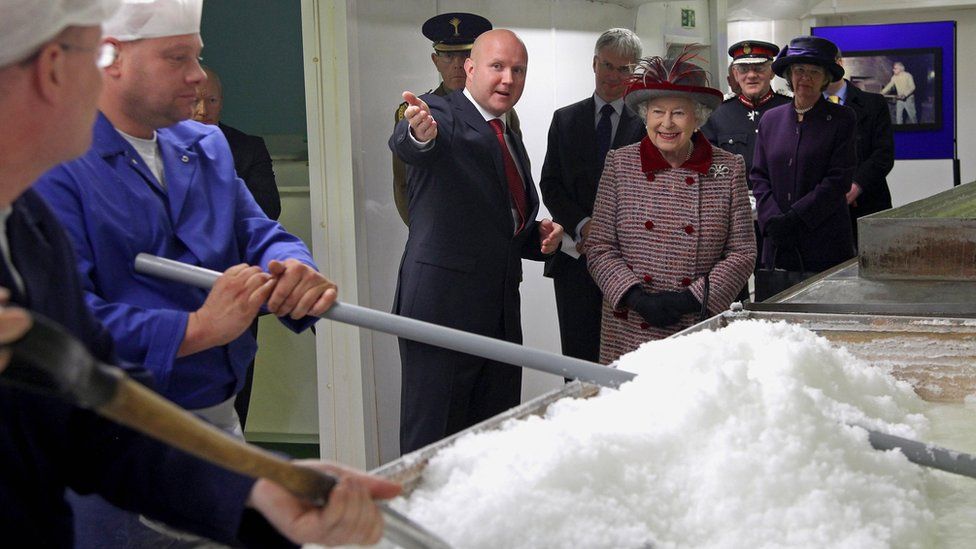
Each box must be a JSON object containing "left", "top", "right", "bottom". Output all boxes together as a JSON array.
[
  {"left": 37, "top": 0, "right": 325, "bottom": 436},
  {"left": 194, "top": 66, "right": 281, "bottom": 221},
  {"left": 390, "top": 29, "right": 563, "bottom": 454},
  {"left": 392, "top": 12, "right": 519, "bottom": 225},
  {"left": 0, "top": 0, "right": 397, "bottom": 546}
]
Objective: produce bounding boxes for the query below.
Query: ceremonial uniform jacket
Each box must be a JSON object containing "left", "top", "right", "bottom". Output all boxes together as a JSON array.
[
  {"left": 751, "top": 98, "right": 857, "bottom": 270},
  {"left": 700, "top": 91, "right": 792, "bottom": 189},
  {"left": 35, "top": 114, "right": 317, "bottom": 410},
  {"left": 0, "top": 189, "right": 290, "bottom": 547},
  {"left": 587, "top": 135, "right": 755, "bottom": 364}
]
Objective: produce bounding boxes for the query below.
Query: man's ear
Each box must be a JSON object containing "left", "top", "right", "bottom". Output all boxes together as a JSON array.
[
  {"left": 101, "top": 38, "right": 123, "bottom": 78},
  {"left": 33, "top": 42, "right": 67, "bottom": 103}
]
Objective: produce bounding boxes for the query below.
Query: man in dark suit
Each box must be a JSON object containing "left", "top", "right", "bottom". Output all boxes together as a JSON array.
[
  {"left": 194, "top": 65, "right": 282, "bottom": 428},
  {"left": 194, "top": 66, "right": 281, "bottom": 220},
  {"left": 390, "top": 29, "right": 563, "bottom": 454},
  {"left": 539, "top": 28, "right": 643, "bottom": 364},
  {"left": 824, "top": 52, "right": 895, "bottom": 248}
]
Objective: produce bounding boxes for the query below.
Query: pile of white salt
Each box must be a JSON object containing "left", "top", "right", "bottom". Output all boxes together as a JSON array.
[{"left": 388, "top": 321, "right": 951, "bottom": 548}]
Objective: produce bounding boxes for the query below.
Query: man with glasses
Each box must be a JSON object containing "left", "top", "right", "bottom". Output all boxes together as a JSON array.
[
  {"left": 34, "top": 0, "right": 341, "bottom": 544},
  {"left": 391, "top": 12, "right": 520, "bottom": 224},
  {"left": 0, "top": 0, "right": 397, "bottom": 546},
  {"left": 702, "top": 40, "right": 791, "bottom": 299},
  {"left": 540, "top": 28, "right": 643, "bottom": 364}
]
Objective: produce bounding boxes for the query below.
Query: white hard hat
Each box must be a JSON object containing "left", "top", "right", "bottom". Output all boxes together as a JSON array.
[
  {"left": 0, "top": 0, "right": 121, "bottom": 67},
  {"left": 102, "top": 0, "right": 202, "bottom": 42}
]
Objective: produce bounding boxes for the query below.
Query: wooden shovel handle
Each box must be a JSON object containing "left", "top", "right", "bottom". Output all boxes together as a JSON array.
[{"left": 98, "top": 374, "right": 336, "bottom": 504}]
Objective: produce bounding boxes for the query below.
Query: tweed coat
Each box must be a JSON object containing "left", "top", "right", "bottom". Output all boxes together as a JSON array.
[
  {"left": 751, "top": 98, "right": 857, "bottom": 271},
  {"left": 587, "top": 133, "right": 756, "bottom": 364}
]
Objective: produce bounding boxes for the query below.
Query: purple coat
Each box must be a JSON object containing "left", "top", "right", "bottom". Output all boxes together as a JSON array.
[{"left": 751, "top": 97, "right": 857, "bottom": 270}]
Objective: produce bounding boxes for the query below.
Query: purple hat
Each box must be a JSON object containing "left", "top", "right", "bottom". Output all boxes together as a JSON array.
[{"left": 771, "top": 35, "right": 844, "bottom": 82}]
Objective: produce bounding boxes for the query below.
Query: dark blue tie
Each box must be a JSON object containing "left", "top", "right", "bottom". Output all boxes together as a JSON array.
[{"left": 596, "top": 103, "right": 614, "bottom": 163}]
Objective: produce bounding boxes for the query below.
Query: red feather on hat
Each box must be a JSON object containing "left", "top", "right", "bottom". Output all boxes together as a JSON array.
[{"left": 632, "top": 44, "right": 711, "bottom": 87}]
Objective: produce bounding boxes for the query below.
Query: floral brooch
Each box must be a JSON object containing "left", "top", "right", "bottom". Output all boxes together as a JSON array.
[{"left": 707, "top": 164, "right": 730, "bottom": 178}]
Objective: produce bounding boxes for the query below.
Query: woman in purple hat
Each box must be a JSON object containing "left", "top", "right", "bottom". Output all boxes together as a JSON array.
[
  {"left": 751, "top": 36, "right": 857, "bottom": 284},
  {"left": 586, "top": 47, "right": 756, "bottom": 364}
]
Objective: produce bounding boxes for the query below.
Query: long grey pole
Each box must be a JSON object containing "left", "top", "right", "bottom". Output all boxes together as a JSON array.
[
  {"left": 134, "top": 253, "right": 976, "bottom": 481},
  {"left": 133, "top": 254, "right": 634, "bottom": 388}
]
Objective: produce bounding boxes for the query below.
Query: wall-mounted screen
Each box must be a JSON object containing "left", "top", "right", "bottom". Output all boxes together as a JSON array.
[{"left": 842, "top": 48, "right": 941, "bottom": 131}]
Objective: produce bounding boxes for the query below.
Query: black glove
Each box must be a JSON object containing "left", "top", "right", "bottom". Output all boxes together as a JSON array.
[
  {"left": 765, "top": 210, "right": 802, "bottom": 249},
  {"left": 625, "top": 287, "right": 700, "bottom": 328}
]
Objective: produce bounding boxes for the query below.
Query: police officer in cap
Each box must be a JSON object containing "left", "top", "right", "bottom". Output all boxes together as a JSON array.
[
  {"left": 392, "top": 12, "right": 521, "bottom": 224},
  {"left": 701, "top": 40, "right": 791, "bottom": 298}
]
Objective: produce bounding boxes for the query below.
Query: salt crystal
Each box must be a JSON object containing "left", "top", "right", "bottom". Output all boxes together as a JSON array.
[{"left": 387, "top": 321, "right": 945, "bottom": 548}]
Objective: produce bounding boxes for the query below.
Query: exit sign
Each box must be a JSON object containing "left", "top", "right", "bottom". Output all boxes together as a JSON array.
[{"left": 681, "top": 8, "right": 696, "bottom": 29}]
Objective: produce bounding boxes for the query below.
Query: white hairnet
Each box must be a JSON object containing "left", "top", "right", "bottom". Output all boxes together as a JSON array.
[
  {"left": 102, "top": 0, "right": 202, "bottom": 41},
  {"left": 0, "top": 0, "right": 121, "bottom": 68}
]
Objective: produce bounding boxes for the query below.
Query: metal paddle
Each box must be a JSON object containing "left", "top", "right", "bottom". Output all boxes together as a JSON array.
[
  {"left": 134, "top": 253, "right": 976, "bottom": 481},
  {"left": 1, "top": 313, "right": 449, "bottom": 549}
]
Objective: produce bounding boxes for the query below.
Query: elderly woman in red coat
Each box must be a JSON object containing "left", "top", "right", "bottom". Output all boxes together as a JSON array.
[{"left": 586, "top": 49, "right": 756, "bottom": 364}]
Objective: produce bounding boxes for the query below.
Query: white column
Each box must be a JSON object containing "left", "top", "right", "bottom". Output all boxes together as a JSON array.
[{"left": 300, "top": 0, "right": 371, "bottom": 468}]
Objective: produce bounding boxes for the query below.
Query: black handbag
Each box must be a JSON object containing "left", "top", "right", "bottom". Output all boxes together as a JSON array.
[{"left": 754, "top": 248, "right": 818, "bottom": 302}]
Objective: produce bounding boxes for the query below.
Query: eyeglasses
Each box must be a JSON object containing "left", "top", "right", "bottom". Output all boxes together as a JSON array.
[
  {"left": 435, "top": 50, "right": 470, "bottom": 62},
  {"left": 732, "top": 63, "right": 771, "bottom": 75},
  {"left": 60, "top": 42, "right": 118, "bottom": 69},
  {"left": 597, "top": 58, "right": 637, "bottom": 76},
  {"left": 790, "top": 65, "right": 826, "bottom": 79}
]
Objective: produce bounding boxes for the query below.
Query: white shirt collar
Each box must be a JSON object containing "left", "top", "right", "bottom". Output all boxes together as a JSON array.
[
  {"left": 463, "top": 88, "right": 508, "bottom": 127},
  {"left": 594, "top": 94, "right": 625, "bottom": 115}
]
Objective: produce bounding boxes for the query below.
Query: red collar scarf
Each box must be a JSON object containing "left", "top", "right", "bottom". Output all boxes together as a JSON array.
[{"left": 640, "top": 131, "right": 713, "bottom": 175}]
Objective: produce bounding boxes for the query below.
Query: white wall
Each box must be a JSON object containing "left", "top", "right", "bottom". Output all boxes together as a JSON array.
[{"left": 345, "top": 0, "right": 640, "bottom": 464}]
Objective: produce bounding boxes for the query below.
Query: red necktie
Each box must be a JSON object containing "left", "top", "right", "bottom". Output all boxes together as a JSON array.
[{"left": 488, "top": 118, "right": 527, "bottom": 232}]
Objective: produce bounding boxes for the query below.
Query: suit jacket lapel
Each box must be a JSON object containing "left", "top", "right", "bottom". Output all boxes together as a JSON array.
[
  {"left": 573, "top": 98, "right": 600, "bottom": 171},
  {"left": 507, "top": 128, "right": 539, "bottom": 219},
  {"left": 453, "top": 93, "right": 514, "bottom": 231}
]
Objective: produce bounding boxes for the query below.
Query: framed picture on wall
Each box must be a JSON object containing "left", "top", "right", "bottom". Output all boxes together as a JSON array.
[{"left": 841, "top": 47, "right": 942, "bottom": 131}]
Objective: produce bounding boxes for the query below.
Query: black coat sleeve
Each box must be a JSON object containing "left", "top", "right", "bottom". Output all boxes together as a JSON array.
[
  {"left": 852, "top": 93, "right": 895, "bottom": 195},
  {"left": 539, "top": 109, "right": 587, "bottom": 237},
  {"left": 237, "top": 135, "right": 282, "bottom": 221}
]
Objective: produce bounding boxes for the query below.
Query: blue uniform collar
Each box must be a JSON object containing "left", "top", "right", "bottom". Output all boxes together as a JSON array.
[
  {"left": 91, "top": 112, "right": 208, "bottom": 159},
  {"left": 91, "top": 112, "right": 131, "bottom": 159}
]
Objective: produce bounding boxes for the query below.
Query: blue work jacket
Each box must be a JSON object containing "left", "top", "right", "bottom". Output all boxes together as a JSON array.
[{"left": 35, "top": 114, "right": 317, "bottom": 409}]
